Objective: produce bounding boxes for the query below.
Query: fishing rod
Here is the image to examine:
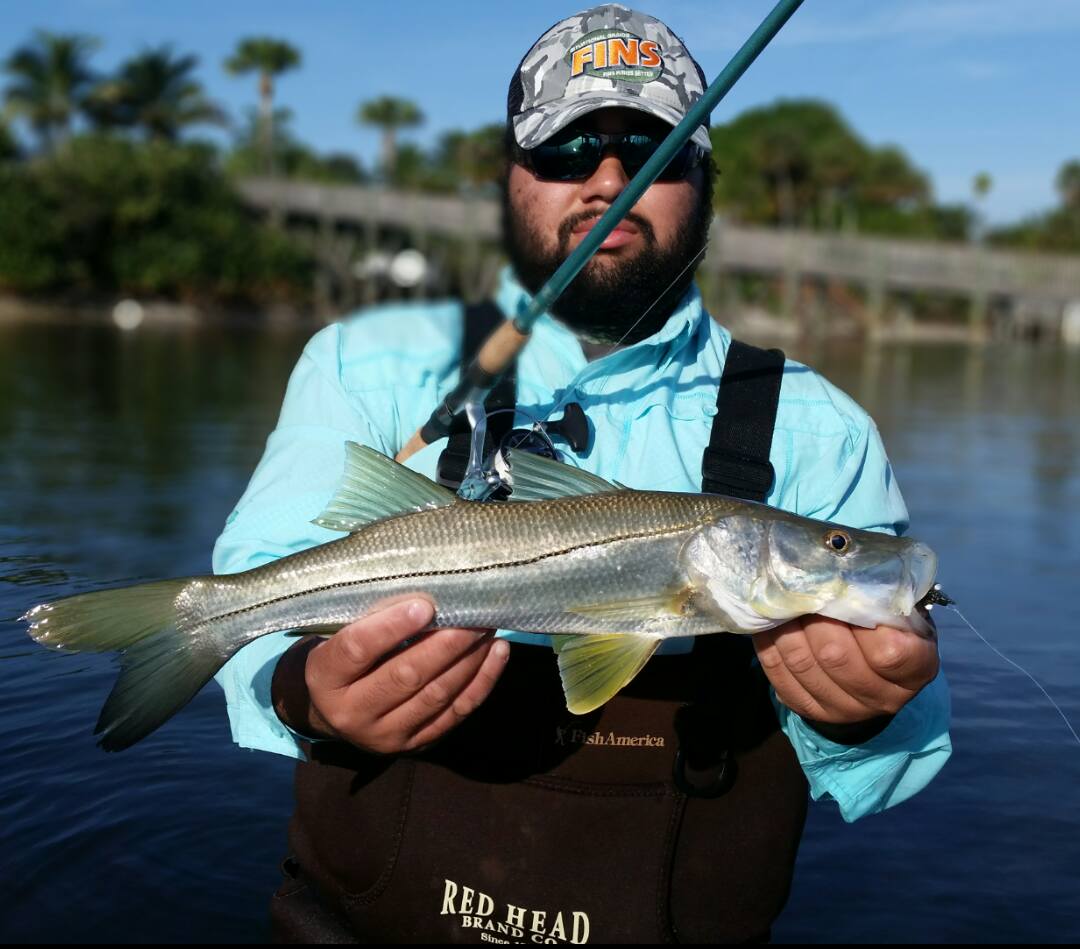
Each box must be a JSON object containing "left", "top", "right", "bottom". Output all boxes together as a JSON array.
[{"left": 395, "top": 0, "right": 807, "bottom": 499}]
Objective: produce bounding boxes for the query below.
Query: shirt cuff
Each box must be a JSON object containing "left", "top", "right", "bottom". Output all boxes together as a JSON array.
[
  {"left": 775, "top": 669, "right": 952, "bottom": 822},
  {"left": 214, "top": 631, "right": 306, "bottom": 761}
]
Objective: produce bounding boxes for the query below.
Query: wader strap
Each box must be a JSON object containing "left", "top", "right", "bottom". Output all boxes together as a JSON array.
[
  {"left": 435, "top": 300, "right": 519, "bottom": 491},
  {"left": 702, "top": 339, "right": 786, "bottom": 502}
]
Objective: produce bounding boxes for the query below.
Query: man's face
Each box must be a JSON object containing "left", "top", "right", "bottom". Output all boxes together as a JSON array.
[{"left": 504, "top": 107, "right": 711, "bottom": 344}]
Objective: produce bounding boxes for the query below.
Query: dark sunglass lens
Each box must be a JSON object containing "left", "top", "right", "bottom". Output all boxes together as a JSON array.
[
  {"left": 526, "top": 132, "right": 701, "bottom": 182},
  {"left": 655, "top": 143, "right": 696, "bottom": 181},
  {"left": 530, "top": 133, "right": 601, "bottom": 181},
  {"left": 613, "top": 135, "right": 695, "bottom": 181},
  {"left": 616, "top": 134, "right": 661, "bottom": 178}
]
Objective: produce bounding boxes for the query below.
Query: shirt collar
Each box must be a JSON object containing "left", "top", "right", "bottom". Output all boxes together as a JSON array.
[{"left": 494, "top": 267, "right": 703, "bottom": 367}]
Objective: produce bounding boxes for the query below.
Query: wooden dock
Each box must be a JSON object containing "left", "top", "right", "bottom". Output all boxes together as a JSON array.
[{"left": 238, "top": 177, "right": 1080, "bottom": 339}]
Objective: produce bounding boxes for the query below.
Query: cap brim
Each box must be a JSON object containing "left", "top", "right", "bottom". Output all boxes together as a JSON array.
[{"left": 513, "top": 92, "right": 712, "bottom": 153}]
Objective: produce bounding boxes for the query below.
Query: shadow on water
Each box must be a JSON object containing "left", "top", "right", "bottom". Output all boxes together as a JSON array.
[{"left": 1, "top": 320, "right": 1078, "bottom": 942}]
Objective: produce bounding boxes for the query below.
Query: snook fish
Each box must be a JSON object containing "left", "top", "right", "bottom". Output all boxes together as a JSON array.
[{"left": 22, "top": 445, "right": 939, "bottom": 751}]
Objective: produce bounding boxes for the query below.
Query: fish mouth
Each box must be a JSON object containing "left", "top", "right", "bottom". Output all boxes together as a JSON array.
[
  {"left": 885, "top": 541, "right": 941, "bottom": 639},
  {"left": 903, "top": 541, "right": 938, "bottom": 609},
  {"left": 906, "top": 537, "right": 952, "bottom": 638}
]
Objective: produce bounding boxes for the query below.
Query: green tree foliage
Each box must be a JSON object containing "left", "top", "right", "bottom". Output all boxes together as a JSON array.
[
  {"left": 357, "top": 95, "right": 424, "bottom": 179},
  {"left": 225, "top": 106, "right": 367, "bottom": 183},
  {"left": 386, "top": 123, "right": 505, "bottom": 192},
  {"left": 388, "top": 142, "right": 429, "bottom": 190},
  {"left": 0, "top": 119, "right": 19, "bottom": 161},
  {"left": 0, "top": 135, "right": 310, "bottom": 299},
  {"left": 225, "top": 37, "right": 301, "bottom": 174},
  {"left": 709, "top": 99, "right": 959, "bottom": 238},
  {"left": 2, "top": 31, "right": 99, "bottom": 152},
  {"left": 923, "top": 204, "right": 976, "bottom": 243},
  {"left": 85, "top": 46, "right": 225, "bottom": 142},
  {"left": 711, "top": 100, "right": 861, "bottom": 226},
  {"left": 1055, "top": 160, "right": 1080, "bottom": 211},
  {"left": 973, "top": 171, "right": 993, "bottom": 200},
  {"left": 990, "top": 158, "right": 1080, "bottom": 253},
  {"left": 968, "top": 172, "right": 993, "bottom": 243},
  {"left": 432, "top": 123, "right": 505, "bottom": 188}
]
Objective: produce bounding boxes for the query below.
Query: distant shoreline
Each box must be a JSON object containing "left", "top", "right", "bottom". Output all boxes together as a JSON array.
[
  {"left": 0, "top": 294, "right": 319, "bottom": 330},
  {"left": 0, "top": 292, "right": 1002, "bottom": 344}
]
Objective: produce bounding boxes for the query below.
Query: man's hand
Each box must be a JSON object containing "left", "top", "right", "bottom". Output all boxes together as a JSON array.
[
  {"left": 272, "top": 597, "right": 510, "bottom": 754},
  {"left": 754, "top": 615, "right": 939, "bottom": 729}
]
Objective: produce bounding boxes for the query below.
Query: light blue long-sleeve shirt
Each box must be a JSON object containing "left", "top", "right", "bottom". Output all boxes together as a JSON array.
[{"left": 212, "top": 269, "right": 951, "bottom": 823}]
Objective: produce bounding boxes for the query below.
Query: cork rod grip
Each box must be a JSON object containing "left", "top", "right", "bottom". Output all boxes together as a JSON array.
[
  {"left": 476, "top": 320, "right": 530, "bottom": 375},
  {"left": 395, "top": 321, "right": 532, "bottom": 464}
]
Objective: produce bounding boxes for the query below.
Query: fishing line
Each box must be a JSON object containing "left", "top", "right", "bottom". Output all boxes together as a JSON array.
[
  {"left": 946, "top": 603, "right": 1080, "bottom": 748},
  {"left": 484, "top": 239, "right": 712, "bottom": 443},
  {"left": 533, "top": 238, "right": 713, "bottom": 433},
  {"left": 595, "top": 238, "right": 712, "bottom": 358},
  {"left": 484, "top": 406, "right": 558, "bottom": 454}
]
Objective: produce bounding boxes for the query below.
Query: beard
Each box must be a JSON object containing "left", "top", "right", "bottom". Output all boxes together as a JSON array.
[{"left": 502, "top": 177, "right": 712, "bottom": 345}]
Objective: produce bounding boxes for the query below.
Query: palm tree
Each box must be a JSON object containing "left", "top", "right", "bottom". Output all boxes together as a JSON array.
[
  {"left": 2, "top": 30, "right": 98, "bottom": 152},
  {"left": 0, "top": 120, "right": 18, "bottom": 161},
  {"left": 87, "top": 46, "right": 224, "bottom": 142},
  {"left": 224, "top": 37, "right": 301, "bottom": 174},
  {"left": 1055, "top": 160, "right": 1080, "bottom": 211},
  {"left": 358, "top": 95, "right": 423, "bottom": 181},
  {"left": 226, "top": 104, "right": 296, "bottom": 174},
  {"left": 971, "top": 171, "right": 993, "bottom": 244}
]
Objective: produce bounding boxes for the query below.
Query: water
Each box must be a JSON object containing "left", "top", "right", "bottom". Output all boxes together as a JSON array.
[{"left": 1, "top": 322, "right": 1077, "bottom": 943}]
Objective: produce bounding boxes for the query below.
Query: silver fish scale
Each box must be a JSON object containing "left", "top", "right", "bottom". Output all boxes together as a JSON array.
[{"left": 197, "top": 492, "right": 744, "bottom": 645}]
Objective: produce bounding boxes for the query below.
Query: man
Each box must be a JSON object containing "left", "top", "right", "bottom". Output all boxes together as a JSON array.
[{"left": 214, "top": 5, "right": 950, "bottom": 942}]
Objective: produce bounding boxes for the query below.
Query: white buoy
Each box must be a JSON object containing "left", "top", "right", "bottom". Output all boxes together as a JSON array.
[
  {"left": 1063, "top": 299, "right": 1080, "bottom": 346},
  {"left": 389, "top": 249, "right": 428, "bottom": 288},
  {"left": 112, "top": 299, "right": 144, "bottom": 331}
]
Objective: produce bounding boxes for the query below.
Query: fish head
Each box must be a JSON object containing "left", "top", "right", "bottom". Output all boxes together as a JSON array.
[
  {"left": 761, "top": 515, "right": 938, "bottom": 637},
  {"left": 685, "top": 507, "right": 938, "bottom": 637}
]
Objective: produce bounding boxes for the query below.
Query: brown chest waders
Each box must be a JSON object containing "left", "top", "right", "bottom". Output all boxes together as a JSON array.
[{"left": 269, "top": 304, "right": 805, "bottom": 944}]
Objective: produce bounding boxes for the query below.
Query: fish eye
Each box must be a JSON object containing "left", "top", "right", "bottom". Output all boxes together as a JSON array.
[{"left": 824, "top": 530, "right": 852, "bottom": 554}]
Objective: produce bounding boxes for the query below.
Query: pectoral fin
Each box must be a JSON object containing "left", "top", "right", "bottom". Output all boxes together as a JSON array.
[
  {"left": 551, "top": 633, "right": 661, "bottom": 715},
  {"left": 567, "top": 587, "right": 695, "bottom": 624}
]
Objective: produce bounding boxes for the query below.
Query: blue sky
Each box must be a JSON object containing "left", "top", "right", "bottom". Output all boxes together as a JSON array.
[{"left": 5, "top": 0, "right": 1079, "bottom": 225}]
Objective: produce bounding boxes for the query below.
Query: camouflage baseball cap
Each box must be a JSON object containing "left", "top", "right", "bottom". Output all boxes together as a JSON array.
[{"left": 508, "top": 4, "right": 712, "bottom": 153}]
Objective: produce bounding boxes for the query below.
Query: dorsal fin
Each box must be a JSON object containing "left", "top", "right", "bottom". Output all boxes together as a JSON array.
[
  {"left": 313, "top": 442, "right": 457, "bottom": 532},
  {"left": 505, "top": 449, "right": 619, "bottom": 501}
]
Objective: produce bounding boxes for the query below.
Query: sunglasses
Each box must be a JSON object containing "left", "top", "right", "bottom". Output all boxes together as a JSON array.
[{"left": 516, "top": 128, "right": 706, "bottom": 183}]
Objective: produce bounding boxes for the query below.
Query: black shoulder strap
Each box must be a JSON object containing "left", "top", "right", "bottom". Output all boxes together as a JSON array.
[
  {"left": 435, "top": 301, "right": 519, "bottom": 491},
  {"left": 701, "top": 339, "right": 785, "bottom": 502}
]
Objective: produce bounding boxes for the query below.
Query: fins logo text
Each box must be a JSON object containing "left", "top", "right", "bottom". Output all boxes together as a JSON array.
[{"left": 566, "top": 30, "right": 663, "bottom": 83}]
